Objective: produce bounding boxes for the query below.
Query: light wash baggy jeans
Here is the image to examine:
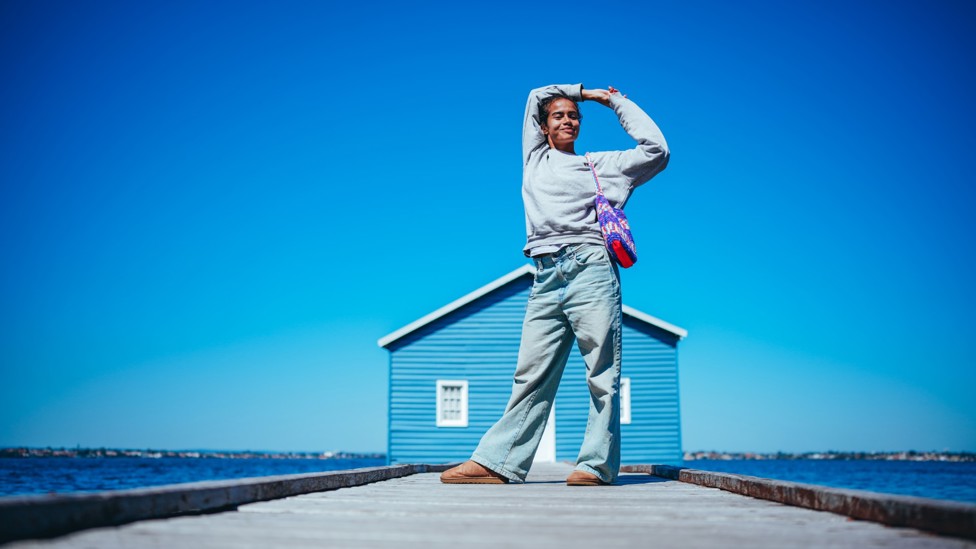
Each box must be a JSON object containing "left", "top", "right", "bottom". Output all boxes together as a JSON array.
[{"left": 471, "top": 243, "right": 622, "bottom": 483}]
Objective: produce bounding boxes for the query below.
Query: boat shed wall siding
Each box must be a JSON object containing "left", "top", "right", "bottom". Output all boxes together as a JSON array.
[
  {"left": 386, "top": 271, "right": 682, "bottom": 466},
  {"left": 388, "top": 282, "right": 527, "bottom": 464},
  {"left": 554, "top": 318, "right": 682, "bottom": 466}
]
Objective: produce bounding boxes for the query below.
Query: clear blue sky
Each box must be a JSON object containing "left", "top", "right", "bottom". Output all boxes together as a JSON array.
[{"left": 2, "top": 1, "right": 974, "bottom": 454}]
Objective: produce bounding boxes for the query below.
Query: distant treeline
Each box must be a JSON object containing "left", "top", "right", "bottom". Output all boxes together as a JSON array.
[
  {"left": 684, "top": 450, "right": 975, "bottom": 462},
  {"left": 0, "top": 447, "right": 386, "bottom": 460}
]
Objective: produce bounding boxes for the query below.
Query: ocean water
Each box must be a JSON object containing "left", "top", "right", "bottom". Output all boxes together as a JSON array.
[
  {"left": 2, "top": 458, "right": 974, "bottom": 503},
  {"left": 684, "top": 459, "right": 976, "bottom": 504},
  {"left": 0, "top": 457, "right": 385, "bottom": 497}
]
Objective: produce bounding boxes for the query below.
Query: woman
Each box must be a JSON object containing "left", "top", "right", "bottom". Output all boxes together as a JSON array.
[{"left": 441, "top": 83, "right": 670, "bottom": 486}]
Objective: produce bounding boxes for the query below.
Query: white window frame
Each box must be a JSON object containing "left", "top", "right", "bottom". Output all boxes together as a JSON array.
[
  {"left": 436, "top": 380, "right": 469, "bottom": 427},
  {"left": 620, "top": 377, "right": 632, "bottom": 425}
]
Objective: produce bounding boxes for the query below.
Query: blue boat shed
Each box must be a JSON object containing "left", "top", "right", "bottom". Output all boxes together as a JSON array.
[{"left": 377, "top": 265, "right": 687, "bottom": 466}]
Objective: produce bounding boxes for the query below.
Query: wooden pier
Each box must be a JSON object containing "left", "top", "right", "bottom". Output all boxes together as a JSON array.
[{"left": 3, "top": 463, "right": 974, "bottom": 548}]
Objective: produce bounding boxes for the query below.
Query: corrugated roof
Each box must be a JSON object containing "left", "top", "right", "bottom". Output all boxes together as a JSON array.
[{"left": 377, "top": 264, "right": 687, "bottom": 348}]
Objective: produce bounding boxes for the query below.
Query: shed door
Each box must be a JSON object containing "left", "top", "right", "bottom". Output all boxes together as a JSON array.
[{"left": 534, "top": 405, "right": 556, "bottom": 463}]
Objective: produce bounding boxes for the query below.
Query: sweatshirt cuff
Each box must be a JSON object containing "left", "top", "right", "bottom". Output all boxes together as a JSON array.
[
  {"left": 572, "top": 83, "right": 583, "bottom": 102},
  {"left": 609, "top": 91, "right": 627, "bottom": 107}
]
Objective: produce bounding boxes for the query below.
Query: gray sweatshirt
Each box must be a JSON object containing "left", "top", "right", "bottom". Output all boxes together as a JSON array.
[{"left": 522, "top": 83, "right": 670, "bottom": 256}]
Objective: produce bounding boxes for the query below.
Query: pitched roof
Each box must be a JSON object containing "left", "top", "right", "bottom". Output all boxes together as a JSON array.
[{"left": 377, "top": 264, "right": 687, "bottom": 348}]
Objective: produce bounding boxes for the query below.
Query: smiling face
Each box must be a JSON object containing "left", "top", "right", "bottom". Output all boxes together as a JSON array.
[{"left": 541, "top": 97, "right": 581, "bottom": 153}]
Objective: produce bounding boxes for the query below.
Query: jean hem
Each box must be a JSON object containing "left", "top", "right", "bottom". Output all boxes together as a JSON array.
[
  {"left": 575, "top": 462, "right": 615, "bottom": 484},
  {"left": 471, "top": 454, "right": 524, "bottom": 483}
]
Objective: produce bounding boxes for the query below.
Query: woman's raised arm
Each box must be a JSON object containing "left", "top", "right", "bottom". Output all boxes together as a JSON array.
[{"left": 603, "top": 92, "right": 670, "bottom": 189}]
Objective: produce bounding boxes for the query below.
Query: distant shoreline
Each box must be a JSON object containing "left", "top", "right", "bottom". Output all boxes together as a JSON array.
[
  {"left": 684, "top": 450, "right": 975, "bottom": 462},
  {"left": 0, "top": 447, "right": 385, "bottom": 460},
  {"left": 2, "top": 447, "right": 972, "bottom": 462}
]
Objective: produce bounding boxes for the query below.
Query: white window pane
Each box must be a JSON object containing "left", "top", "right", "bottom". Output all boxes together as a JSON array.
[{"left": 436, "top": 380, "right": 469, "bottom": 427}]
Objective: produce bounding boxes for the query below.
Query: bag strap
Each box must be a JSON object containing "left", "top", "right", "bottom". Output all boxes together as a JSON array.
[{"left": 585, "top": 153, "right": 605, "bottom": 196}]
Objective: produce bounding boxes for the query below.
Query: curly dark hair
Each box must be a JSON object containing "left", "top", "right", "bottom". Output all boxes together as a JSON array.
[{"left": 539, "top": 94, "right": 582, "bottom": 125}]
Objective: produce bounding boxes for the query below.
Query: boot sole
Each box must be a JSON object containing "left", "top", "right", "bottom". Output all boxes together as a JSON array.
[
  {"left": 566, "top": 479, "right": 608, "bottom": 486},
  {"left": 440, "top": 477, "right": 508, "bottom": 484}
]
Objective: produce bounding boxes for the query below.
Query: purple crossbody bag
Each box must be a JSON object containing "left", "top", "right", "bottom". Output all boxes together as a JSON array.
[{"left": 586, "top": 153, "right": 637, "bottom": 268}]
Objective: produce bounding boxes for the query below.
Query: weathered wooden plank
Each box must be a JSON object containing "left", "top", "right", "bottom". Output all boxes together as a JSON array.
[
  {"left": 622, "top": 464, "right": 976, "bottom": 541},
  {"left": 0, "top": 464, "right": 449, "bottom": 543}
]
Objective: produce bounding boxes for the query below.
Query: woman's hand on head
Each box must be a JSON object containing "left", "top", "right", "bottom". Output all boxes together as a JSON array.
[{"left": 582, "top": 87, "right": 613, "bottom": 107}]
